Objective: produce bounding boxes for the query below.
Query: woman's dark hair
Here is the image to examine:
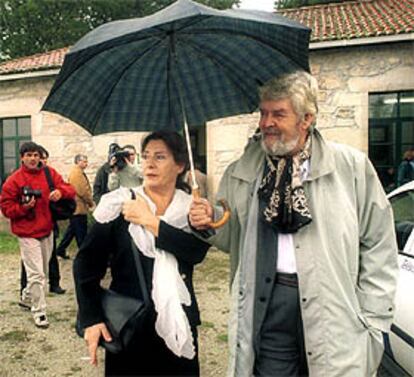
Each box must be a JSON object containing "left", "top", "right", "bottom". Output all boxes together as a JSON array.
[{"left": 141, "top": 131, "right": 191, "bottom": 193}]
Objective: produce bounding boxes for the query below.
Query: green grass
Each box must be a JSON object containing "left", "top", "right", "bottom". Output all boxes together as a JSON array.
[
  {"left": 195, "top": 249, "right": 230, "bottom": 283},
  {"left": 0, "top": 232, "right": 19, "bottom": 254},
  {"left": 207, "top": 286, "right": 221, "bottom": 292},
  {"left": 201, "top": 321, "right": 215, "bottom": 329},
  {"left": 0, "top": 330, "right": 29, "bottom": 342}
]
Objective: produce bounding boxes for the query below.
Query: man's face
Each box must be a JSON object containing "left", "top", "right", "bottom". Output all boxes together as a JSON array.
[
  {"left": 78, "top": 158, "right": 88, "bottom": 170},
  {"left": 21, "top": 151, "right": 41, "bottom": 171},
  {"left": 40, "top": 154, "right": 48, "bottom": 166},
  {"left": 258, "top": 98, "right": 313, "bottom": 156}
]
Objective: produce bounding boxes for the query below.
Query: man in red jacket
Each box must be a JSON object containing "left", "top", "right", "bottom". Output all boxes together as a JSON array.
[{"left": 0, "top": 142, "right": 75, "bottom": 328}]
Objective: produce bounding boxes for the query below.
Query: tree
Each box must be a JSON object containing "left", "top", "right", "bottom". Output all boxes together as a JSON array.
[{"left": 0, "top": 0, "right": 239, "bottom": 62}]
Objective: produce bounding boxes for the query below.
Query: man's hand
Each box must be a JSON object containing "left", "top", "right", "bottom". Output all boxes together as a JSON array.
[
  {"left": 189, "top": 197, "right": 214, "bottom": 230},
  {"left": 84, "top": 322, "right": 112, "bottom": 366},
  {"left": 109, "top": 156, "right": 118, "bottom": 172},
  {"left": 125, "top": 157, "right": 133, "bottom": 167},
  {"left": 22, "top": 196, "right": 36, "bottom": 209},
  {"left": 49, "top": 189, "right": 62, "bottom": 202},
  {"left": 122, "top": 195, "right": 160, "bottom": 236}
]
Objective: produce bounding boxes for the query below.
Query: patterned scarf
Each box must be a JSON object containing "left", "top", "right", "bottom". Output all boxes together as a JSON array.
[{"left": 258, "top": 136, "right": 312, "bottom": 233}]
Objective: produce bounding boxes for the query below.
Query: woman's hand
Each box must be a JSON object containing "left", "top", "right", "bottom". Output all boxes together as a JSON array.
[
  {"left": 122, "top": 195, "right": 160, "bottom": 236},
  {"left": 189, "top": 197, "right": 214, "bottom": 230},
  {"left": 84, "top": 322, "right": 112, "bottom": 366}
]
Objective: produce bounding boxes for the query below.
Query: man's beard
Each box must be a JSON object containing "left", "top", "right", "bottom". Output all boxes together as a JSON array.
[{"left": 261, "top": 129, "right": 300, "bottom": 157}]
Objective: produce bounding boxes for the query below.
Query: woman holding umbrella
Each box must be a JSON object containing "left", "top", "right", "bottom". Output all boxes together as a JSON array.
[{"left": 73, "top": 131, "right": 210, "bottom": 376}]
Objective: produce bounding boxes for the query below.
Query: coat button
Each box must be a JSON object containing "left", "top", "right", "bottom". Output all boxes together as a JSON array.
[
  {"left": 181, "top": 273, "right": 186, "bottom": 279},
  {"left": 265, "top": 277, "right": 271, "bottom": 283},
  {"left": 259, "top": 297, "right": 266, "bottom": 302},
  {"left": 302, "top": 298, "right": 307, "bottom": 303},
  {"left": 388, "top": 307, "right": 393, "bottom": 312},
  {"left": 307, "top": 352, "right": 312, "bottom": 356}
]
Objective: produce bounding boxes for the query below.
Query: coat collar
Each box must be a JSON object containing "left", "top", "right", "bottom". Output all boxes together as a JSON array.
[
  {"left": 21, "top": 164, "right": 42, "bottom": 175},
  {"left": 231, "top": 128, "right": 335, "bottom": 183},
  {"left": 306, "top": 128, "right": 335, "bottom": 181},
  {"left": 231, "top": 141, "right": 265, "bottom": 183}
]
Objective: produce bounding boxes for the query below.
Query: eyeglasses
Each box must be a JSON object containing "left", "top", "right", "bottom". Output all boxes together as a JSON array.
[{"left": 141, "top": 153, "right": 168, "bottom": 163}]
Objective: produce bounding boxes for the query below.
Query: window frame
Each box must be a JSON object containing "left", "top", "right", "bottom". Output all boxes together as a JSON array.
[
  {"left": 369, "top": 90, "right": 414, "bottom": 190},
  {"left": 0, "top": 116, "right": 32, "bottom": 185}
]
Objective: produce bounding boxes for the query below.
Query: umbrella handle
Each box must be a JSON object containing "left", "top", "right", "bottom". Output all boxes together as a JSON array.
[{"left": 192, "top": 188, "right": 231, "bottom": 229}]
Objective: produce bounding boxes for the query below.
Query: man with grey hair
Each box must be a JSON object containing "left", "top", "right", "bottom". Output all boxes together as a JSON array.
[
  {"left": 189, "top": 71, "right": 398, "bottom": 376},
  {"left": 56, "top": 154, "right": 94, "bottom": 258}
]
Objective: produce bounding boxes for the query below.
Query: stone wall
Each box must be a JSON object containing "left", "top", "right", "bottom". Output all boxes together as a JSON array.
[
  {"left": 206, "top": 41, "right": 414, "bottom": 197},
  {"left": 0, "top": 76, "right": 146, "bottom": 183}
]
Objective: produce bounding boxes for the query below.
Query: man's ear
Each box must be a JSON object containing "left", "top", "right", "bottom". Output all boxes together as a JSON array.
[{"left": 302, "top": 113, "right": 315, "bottom": 130}]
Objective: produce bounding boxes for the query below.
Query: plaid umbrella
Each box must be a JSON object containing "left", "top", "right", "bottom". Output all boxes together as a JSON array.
[
  {"left": 42, "top": 0, "right": 310, "bottom": 216},
  {"left": 42, "top": 0, "right": 311, "bottom": 135}
]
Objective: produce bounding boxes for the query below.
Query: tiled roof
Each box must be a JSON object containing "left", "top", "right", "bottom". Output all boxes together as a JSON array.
[
  {"left": 0, "top": 47, "right": 69, "bottom": 75},
  {"left": 0, "top": 0, "right": 413, "bottom": 75},
  {"left": 278, "top": 0, "right": 414, "bottom": 42}
]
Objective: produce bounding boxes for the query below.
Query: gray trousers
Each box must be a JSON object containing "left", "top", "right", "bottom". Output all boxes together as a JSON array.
[
  {"left": 19, "top": 233, "right": 53, "bottom": 317},
  {"left": 253, "top": 274, "right": 308, "bottom": 377}
]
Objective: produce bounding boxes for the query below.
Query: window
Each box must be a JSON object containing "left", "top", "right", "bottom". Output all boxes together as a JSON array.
[
  {"left": 0, "top": 117, "right": 32, "bottom": 186},
  {"left": 369, "top": 91, "right": 414, "bottom": 192}
]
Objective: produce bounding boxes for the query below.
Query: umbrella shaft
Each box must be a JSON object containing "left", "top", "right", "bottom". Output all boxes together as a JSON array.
[{"left": 183, "top": 121, "right": 198, "bottom": 190}]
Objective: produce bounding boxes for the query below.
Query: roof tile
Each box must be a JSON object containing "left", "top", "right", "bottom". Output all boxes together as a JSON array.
[
  {"left": 0, "top": 47, "right": 69, "bottom": 75},
  {"left": 278, "top": 0, "right": 414, "bottom": 42}
]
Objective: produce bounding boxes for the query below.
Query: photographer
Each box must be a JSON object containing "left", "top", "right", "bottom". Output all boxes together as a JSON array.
[
  {"left": 0, "top": 142, "right": 75, "bottom": 328},
  {"left": 107, "top": 144, "right": 143, "bottom": 191},
  {"left": 20, "top": 145, "right": 66, "bottom": 296}
]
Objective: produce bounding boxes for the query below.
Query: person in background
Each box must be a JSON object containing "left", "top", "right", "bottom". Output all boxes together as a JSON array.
[
  {"left": 56, "top": 154, "right": 94, "bottom": 259},
  {"left": 74, "top": 131, "right": 209, "bottom": 376},
  {"left": 107, "top": 144, "right": 143, "bottom": 191},
  {"left": 93, "top": 143, "right": 114, "bottom": 205},
  {"left": 20, "top": 145, "right": 66, "bottom": 295},
  {"left": 397, "top": 147, "right": 414, "bottom": 187},
  {"left": 189, "top": 71, "right": 399, "bottom": 377},
  {"left": 1, "top": 142, "right": 75, "bottom": 328},
  {"left": 379, "top": 166, "right": 396, "bottom": 193}
]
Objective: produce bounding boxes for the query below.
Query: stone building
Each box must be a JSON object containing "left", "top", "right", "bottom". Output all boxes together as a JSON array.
[{"left": 0, "top": 0, "right": 413, "bottom": 202}]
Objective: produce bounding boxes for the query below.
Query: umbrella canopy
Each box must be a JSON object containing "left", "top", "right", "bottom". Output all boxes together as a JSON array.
[{"left": 42, "top": 0, "right": 311, "bottom": 135}]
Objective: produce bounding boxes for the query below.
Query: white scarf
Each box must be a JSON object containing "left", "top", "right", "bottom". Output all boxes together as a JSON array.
[{"left": 94, "top": 186, "right": 195, "bottom": 359}]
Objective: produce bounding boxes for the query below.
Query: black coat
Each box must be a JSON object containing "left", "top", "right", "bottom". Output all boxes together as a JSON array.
[
  {"left": 92, "top": 162, "right": 111, "bottom": 205},
  {"left": 73, "top": 215, "right": 210, "bottom": 376},
  {"left": 74, "top": 215, "right": 209, "bottom": 329}
]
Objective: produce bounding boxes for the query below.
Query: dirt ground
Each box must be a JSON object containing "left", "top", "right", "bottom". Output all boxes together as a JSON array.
[{"left": 0, "top": 246, "right": 230, "bottom": 377}]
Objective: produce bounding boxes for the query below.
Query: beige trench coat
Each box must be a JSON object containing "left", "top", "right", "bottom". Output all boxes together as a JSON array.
[{"left": 208, "top": 130, "right": 399, "bottom": 377}]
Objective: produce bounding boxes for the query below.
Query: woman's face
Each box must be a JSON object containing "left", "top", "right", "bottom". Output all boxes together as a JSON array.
[{"left": 141, "top": 139, "right": 184, "bottom": 191}]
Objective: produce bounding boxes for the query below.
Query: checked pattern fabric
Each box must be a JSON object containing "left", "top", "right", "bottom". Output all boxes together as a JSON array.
[{"left": 42, "top": 0, "right": 310, "bottom": 135}]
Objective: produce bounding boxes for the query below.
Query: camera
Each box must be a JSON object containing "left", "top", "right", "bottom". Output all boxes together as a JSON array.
[
  {"left": 108, "top": 143, "right": 130, "bottom": 170},
  {"left": 21, "top": 186, "right": 42, "bottom": 204}
]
